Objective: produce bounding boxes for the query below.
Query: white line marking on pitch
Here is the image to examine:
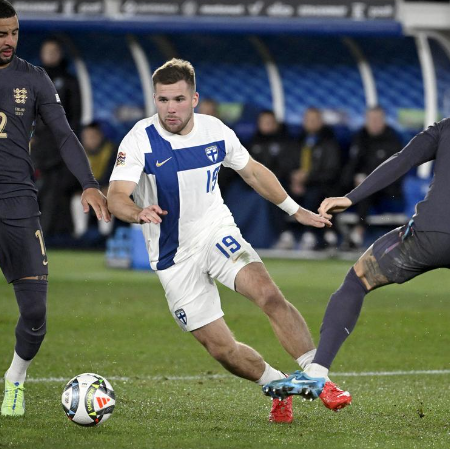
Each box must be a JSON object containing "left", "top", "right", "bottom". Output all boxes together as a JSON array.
[{"left": 1, "top": 369, "right": 449, "bottom": 383}]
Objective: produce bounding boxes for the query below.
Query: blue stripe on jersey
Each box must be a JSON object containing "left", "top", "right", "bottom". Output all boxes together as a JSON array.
[{"left": 144, "top": 124, "right": 226, "bottom": 270}]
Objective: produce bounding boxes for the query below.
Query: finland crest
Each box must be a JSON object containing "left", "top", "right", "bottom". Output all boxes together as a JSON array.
[
  {"left": 175, "top": 308, "right": 187, "bottom": 328},
  {"left": 205, "top": 145, "right": 219, "bottom": 163}
]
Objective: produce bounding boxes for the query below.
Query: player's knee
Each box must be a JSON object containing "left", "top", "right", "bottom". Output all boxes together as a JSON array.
[{"left": 13, "top": 279, "right": 48, "bottom": 329}]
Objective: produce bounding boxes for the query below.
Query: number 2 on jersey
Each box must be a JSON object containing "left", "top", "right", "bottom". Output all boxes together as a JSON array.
[
  {"left": 206, "top": 166, "right": 220, "bottom": 193},
  {"left": 216, "top": 235, "right": 241, "bottom": 258},
  {"left": 0, "top": 112, "right": 7, "bottom": 138}
]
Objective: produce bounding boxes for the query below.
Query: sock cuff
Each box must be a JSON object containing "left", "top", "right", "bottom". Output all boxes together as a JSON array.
[
  {"left": 255, "top": 362, "right": 285, "bottom": 386},
  {"left": 296, "top": 349, "right": 316, "bottom": 370}
]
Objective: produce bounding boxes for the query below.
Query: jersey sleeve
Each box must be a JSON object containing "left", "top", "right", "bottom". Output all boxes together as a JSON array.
[
  {"left": 221, "top": 125, "right": 250, "bottom": 171},
  {"left": 109, "top": 127, "right": 145, "bottom": 184},
  {"left": 36, "top": 68, "right": 98, "bottom": 190}
]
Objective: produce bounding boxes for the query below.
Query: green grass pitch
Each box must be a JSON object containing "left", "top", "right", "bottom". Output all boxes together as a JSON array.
[{"left": 0, "top": 251, "right": 449, "bottom": 449}]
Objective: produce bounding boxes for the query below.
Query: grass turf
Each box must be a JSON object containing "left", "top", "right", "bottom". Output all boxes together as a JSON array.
[{"left": 0, "top": 251, "right": 449, "bottom": 448}]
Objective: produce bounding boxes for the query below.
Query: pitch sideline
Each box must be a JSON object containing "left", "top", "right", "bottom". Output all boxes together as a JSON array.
[{"left": 1, "top": 369, "right": 449, "bottom": 383}]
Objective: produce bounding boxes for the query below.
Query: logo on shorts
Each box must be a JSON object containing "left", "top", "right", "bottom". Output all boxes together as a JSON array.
[
  {"left": 175, "top": 308, "right": 187, "bottom": 326},
  {"left": 205, "top": 145, "right": 219, "bottom": 163}
]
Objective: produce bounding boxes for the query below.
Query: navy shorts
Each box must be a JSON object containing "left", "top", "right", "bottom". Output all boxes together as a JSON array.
[
  {"left": 373, "top": 220, "right": 450, "bottom": 284},
  {"left": 0, "top": 197, "right": 48, "bottom": 283}
]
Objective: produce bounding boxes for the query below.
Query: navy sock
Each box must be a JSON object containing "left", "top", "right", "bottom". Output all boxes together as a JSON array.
[
  {"left": 313, "top": 267, "right": 368, "bottom": 369},
  {"left": 13, "top": 279, "right": 48, "bottom": 361}
]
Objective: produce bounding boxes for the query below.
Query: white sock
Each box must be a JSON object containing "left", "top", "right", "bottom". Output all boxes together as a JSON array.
[
  {"left": 304, "top": 363, "right": 330, "bottom": 382},
  {"left": 255, "top": 362, "right": 285, "bottom": 386},
  {"left": 296, "top": 349, "right": 316, "bottom": 370},
  {"left": 5, "top": 351, "right": 32, "bottom": 384}
]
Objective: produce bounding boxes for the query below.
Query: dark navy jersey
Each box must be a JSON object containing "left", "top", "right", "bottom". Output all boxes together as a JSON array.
[
  {"left": 0, "top": 56, "right": 98, "bottom": 204},
  {"left": 346, "top": 118, "right": 450, "bottom": 233}
]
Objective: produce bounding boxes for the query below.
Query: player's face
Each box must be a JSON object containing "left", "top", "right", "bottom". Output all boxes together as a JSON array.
[
  {"left": 0, "top": 16, "right": 19, "bottom": 68},
  {"left": 154, "top": 81, "right": 199, "bottom": 135}
]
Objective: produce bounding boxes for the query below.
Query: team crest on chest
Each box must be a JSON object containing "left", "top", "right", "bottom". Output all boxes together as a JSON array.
[
  {"left": 13, "top": 88, "right": 28, "bottom": 104},
  {"left": 205, "top": 145, "right": 219, "bottom": 163}
]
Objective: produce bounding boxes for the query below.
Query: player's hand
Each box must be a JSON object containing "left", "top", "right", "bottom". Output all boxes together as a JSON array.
[
  {"left": 293, "top": 206, "right": 332, "bottom": 228},
  {"left": 137, "top": 205, "right": 168, "bottom": 224},
  {"left": 81, "top": 188, "right": 111, "bottom": 222},
  {"left": 318, "top": 197, "right": 352, "bottom": 219}
]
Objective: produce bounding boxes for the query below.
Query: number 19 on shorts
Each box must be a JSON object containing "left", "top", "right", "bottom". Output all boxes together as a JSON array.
[{"left": 216, "top": 235, "right": 241, "bottom": 258}]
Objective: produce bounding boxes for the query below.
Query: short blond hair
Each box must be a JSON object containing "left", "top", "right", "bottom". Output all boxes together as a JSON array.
[{"left": 152, "top": 58, "right": 196, "bottom": 91}]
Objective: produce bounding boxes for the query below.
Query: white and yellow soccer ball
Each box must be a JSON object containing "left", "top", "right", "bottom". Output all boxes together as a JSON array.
[{"left": 61, "top": 373, "right": 115, "bottom": 426}]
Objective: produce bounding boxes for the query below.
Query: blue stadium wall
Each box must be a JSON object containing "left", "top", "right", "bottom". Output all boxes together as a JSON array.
[{"left": 18, "top": 28, "right": 450, "bottom": 145}]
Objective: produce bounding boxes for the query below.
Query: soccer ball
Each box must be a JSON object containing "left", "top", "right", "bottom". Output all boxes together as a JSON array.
[{"left": 61, "top": 373, "right": 115, "bottom": 426}]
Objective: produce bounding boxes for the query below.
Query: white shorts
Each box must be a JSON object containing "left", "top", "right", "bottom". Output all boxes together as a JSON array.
[{"left": 156, "top": 225, "right": 262, "bottom": 332}]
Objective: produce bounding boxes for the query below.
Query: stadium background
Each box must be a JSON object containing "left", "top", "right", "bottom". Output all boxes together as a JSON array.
[{"left": 1, "top": 2, "right": 450, "bottom": 448}]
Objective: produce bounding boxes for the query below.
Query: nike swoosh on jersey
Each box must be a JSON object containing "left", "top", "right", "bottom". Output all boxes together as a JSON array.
[
  {"left": 43, "top": 259, "right": 48, "bottom": 266},
  {"left": 156, "top": 157, "right": 173, "bottom": 167}
]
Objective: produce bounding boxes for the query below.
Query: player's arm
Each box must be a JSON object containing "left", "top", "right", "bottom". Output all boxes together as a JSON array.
[
  {"left": 340, "top": 123, "right": 440, "bottom": 207},
  {"left": 237, "top": 157, "right": 331, "bottom": 228},
  {"left": 319, "top": 123, "right": 441, "bottom": 218},
  {"left": 36, "top": 69, "right": 110, "bottom": 222},
  {"left": 107, "top": 181, "right": 167, "bottom": 224}
]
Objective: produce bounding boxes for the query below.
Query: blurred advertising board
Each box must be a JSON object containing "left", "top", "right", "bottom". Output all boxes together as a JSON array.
[
  {"left": 119, "top": 0, "right": 396, "bottom": 20},
  {"left": 10, "top": 0, "right": 105, "bottom": 15}
]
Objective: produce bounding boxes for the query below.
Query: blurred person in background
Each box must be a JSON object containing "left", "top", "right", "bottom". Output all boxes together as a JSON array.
[
  {"left": 197, "top": 98, "right": 219, "bottom": 118},
  {"left": 248, "top": 110, "right": 296, "bottom": 247},
  {"left": 71, "top": 122, "right": 116, "bottom": 239},
  {"left": 248, "top": 110, "right": 293, "bottom": 185},
  {"left": 32, "top": 37, "right": 81, "bottom": 239},
  {"left": 288, "top": 107, "right": 341, "bottom": 250},
  {"left": 341, "top": 106, "right": 403, "bottom": 249}
]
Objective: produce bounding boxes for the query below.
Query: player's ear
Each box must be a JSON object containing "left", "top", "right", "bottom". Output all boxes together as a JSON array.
[{"left": 192, "top": 92, "right": 199, "bottom": 108}]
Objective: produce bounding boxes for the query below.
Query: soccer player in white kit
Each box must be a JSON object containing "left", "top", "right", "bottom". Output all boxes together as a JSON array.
[{"left": 108, "top": 59, "right": 349, "bottom": 423}]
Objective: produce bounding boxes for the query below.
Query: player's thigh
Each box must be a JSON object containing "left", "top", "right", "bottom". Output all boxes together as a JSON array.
[
  {"left": 234, "top": 262, "right": 281, "bottom": 306},
  {"left": 361, "top": 222, "right": 447, "bottom": 287},
  {"left": 0, "top": 217, "right": 48, "bottom": 283},
  {"left": 206, "top": 226, "right": 262, "bottom": 291},
  {"left": 156, "top": 253, "right": 224, "bottom": 332}
]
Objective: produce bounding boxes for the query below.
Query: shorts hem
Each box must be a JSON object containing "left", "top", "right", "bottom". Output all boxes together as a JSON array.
[{"left": 184, "top": 312, "right": 225, "bottom": 332}]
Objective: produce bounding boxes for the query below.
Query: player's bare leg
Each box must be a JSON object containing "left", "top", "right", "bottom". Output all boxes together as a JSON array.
[
  {"left": 235, "top": 262, "right": 315, "bottom": 360},
  {"left": 192, "top": 317, "right": 293, "bottom": 423},
  {"left": 192, "top": 317, "right": 268, "bottom": 380}
]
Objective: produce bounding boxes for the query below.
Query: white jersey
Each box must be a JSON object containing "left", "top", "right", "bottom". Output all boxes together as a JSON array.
[{"left": 110, "top": 113, "right": 250, "bottom": 271}]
